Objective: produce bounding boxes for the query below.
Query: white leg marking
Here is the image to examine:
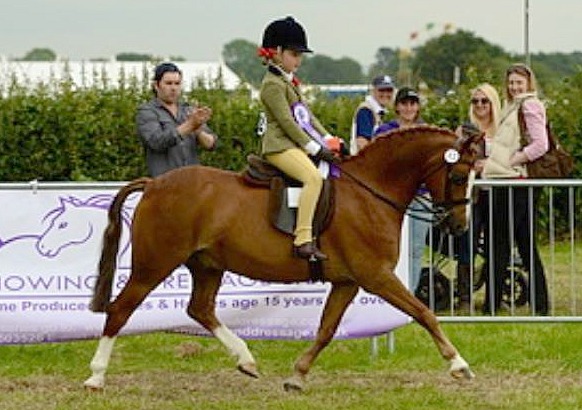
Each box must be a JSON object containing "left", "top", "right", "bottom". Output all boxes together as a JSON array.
[
  {"left": 213, "top": 325, "right": 255, "bottom": 366},
  {"left": 449, "top": 354, "right": 475, "bottom": 379},
  {"left": 83, "top": 336, "right": 117, "bottom": 389}
]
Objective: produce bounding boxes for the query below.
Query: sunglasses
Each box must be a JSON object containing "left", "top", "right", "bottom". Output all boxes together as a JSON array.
[{"left": 471, "top": 98, "right": 490, "bottom": 105}]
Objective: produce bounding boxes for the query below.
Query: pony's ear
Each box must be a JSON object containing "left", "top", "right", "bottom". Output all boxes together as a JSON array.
[
  {"left": 452, "top": 128, "right": 481, "bottom": 160},
  {"left": 459, "top": 123, "right": 482, "bottom": 148},
  {"left": 456, "top": 130, "right": 483, "bottom": 154}
]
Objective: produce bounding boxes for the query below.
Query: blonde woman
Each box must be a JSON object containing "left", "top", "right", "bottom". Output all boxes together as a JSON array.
[
  {"left": 451, "top": 84, "right": 502, "bottom": 309},
  {"left": 482, "top": 64, "right": 549, "bottom": 315},
  {"left": 469, "top": 83, "right": 502, "bottom": 174}
]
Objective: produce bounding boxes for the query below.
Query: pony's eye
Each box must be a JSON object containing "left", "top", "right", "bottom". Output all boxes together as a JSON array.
[
  {"left": 58, "top": 222, "right": 68, "bottom": 229},
  {"left": 450, "top": 173, "right": 467, "bottom": 185}
]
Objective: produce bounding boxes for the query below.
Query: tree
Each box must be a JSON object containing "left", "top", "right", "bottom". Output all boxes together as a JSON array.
[
  {"left": 222, "top": 39, "right": 264, "bottom": 87},
  {"left": 223, "top": 39, "right": 364, "bottom": 86},
  {"left": 116, "top": 52, "right": 153, "bottom": 62},
  {"left": 411, "top": 30, "right": 510, "bottom": 91},
  {"left": 529, "top": 51, "right": 582, "bottom": 88},
  {"left": 20, "top": 48, "right": 57, "bottom": 61},
  {"left": 368, "top": 47, "right": 400, "bottom": 80},
  {"left": 299, "top": 55, "right": 364, "bottom": 84}
]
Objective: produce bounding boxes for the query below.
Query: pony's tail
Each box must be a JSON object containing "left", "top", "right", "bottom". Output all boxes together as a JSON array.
[{"left": 90, "top": 177, "right": 151, "bottom": 313}]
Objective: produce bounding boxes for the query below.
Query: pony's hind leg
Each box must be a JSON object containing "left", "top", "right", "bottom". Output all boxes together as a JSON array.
[
  {"left": 284, "top": 282, "right": 359, "bottom": 391},
  {"left": 84, "top": 264, "right": 178, "bottom": 389},
  {"left": 185, "top": 262, "right": 258, "bottom": 378},
  {"left": 362, "top": 272, "right": 474, "bottom": 380}
]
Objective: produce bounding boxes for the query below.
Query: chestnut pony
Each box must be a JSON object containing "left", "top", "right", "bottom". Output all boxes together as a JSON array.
[{"left": 84, "top": 125, "right": 478, "bottom": 391}]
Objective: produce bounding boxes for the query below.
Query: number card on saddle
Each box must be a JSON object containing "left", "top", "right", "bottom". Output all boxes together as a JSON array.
[{"left": 242, "top": 154, "right": 335, "bottom": 237}]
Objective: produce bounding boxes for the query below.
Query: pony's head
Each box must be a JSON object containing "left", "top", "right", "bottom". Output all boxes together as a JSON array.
[
  {"left": 419, "top": 127, "right": 479, "bottom": 236},
  {"left": 347, "top": 125, "right": 480, "bottom": 237}
]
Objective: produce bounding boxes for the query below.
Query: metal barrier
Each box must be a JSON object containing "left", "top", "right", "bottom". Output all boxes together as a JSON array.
[{"left": 417, "top": 178, "right": 582, "bottom": 322}]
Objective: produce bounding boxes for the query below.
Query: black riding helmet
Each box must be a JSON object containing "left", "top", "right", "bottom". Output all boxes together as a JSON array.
[{"left": 262, "top": 16, "right": 312, "bottom": 53}]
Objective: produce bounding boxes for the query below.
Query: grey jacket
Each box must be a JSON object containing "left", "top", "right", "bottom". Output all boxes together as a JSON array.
[{"left": 136, "top": 99, "right": 215, "bottom": 177}]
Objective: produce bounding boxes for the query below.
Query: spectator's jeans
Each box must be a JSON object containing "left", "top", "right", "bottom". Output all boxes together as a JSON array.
[{"left": 408, "top": 196, "right": 432, "bottom": 293}]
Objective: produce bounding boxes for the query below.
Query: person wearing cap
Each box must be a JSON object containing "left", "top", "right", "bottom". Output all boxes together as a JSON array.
[
  {"left": 136, "top": 62, "right": 218, "bottom": 177},
  {"left": 349, "top": 75, "right": 395, "bottom": 154},
  {"left": 257, "top": 16, "right": 340, "bottom": 261},
  {"left": 375, "top": 86, "right": 422, "bottom": 133},
  {"left": 374, "top": 86, "right": 428, "bottom": 295}
]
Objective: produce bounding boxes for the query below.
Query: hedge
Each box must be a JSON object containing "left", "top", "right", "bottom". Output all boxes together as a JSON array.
[{"left": 1, "top": 71, "right": 581, "bottom": 182}]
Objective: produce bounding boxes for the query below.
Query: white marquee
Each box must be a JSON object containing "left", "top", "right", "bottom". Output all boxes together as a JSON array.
[{"left": 0, "top": 59, "right": 243, "bottom": 92}]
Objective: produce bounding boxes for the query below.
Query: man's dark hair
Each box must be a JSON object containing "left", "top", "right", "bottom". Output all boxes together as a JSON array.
[{"left": 153, "top": 62, "right": 182, "bottom": 82}]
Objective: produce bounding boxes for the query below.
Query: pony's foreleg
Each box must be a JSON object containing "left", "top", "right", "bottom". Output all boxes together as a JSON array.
[
  {"left": 284, "top": 283, "right": 359, "bottom": 392},
  {"left": 362, "top": 273, "right": 474, "bottom": 380},
  {"left": 186, "top": 267, "right": 258, "bottom": 378}
]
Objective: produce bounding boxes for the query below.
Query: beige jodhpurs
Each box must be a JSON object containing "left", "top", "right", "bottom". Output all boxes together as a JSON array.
[{"left": 265, "top": 148, "right": 323, "bottom": 246}]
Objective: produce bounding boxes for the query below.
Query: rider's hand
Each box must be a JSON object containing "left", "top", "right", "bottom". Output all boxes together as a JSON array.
[{"left": 315, "top": 147, "right": 341, "bottom": 164}]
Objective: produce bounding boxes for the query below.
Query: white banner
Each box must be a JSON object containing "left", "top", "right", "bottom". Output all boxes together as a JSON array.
[{"left": 0, "top": 184, "right": 410, "bottom": 344}]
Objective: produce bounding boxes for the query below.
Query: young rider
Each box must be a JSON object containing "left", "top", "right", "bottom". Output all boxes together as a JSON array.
[{"left": 257, "top": 16, "right": 339, "bottom": 261}]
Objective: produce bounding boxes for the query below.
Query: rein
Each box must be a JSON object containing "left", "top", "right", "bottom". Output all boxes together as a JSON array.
[
  {"left": 339, "top": 133, "right": 473, "bottom": 224},
  {"left": 339, "top": 167, "right": 408, "bottom": 213},
  {"left": 339, "top": 164, "right": 455, "bottom": 224}
]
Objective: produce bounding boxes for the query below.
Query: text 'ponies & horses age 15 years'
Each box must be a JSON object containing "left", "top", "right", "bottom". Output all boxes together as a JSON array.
[{"left": 84, "top": 125, "right": 480, "bottom": 391}]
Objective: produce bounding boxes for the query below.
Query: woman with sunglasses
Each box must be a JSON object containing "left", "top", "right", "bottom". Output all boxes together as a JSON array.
[
  {"left": 452, "top": 84, "right": 501, "bottom": 310},
  {"left": 482, "top": 64, "right": 549, "bottom": 315}
]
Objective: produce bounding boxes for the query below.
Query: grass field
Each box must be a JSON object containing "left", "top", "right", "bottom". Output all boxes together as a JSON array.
[
  {"left": 422, "top": 240, "right": 582, "bottom": 316},
  {"left": 1, "top": 322, "right": 582, "bottom": 410}
]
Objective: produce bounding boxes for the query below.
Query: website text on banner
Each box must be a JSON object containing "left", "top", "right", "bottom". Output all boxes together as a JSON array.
[{"left": 0, "top": 185, "right": 411, "bottom": 345}]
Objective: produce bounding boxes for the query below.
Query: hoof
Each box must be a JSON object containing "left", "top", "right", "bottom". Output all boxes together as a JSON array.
[
  {"left": 237, "top": 362, "right": 260, "bottom": 378},
  {"left": 283, "top": 375, "right": 304, "bottom": 392},
  {"left": 449, "top": 354, "right": 475, "bottom": 380},
  {"left": 83, "top": 375, "right": 105, "bottom": 390},
  {"left": 451, "top": 366, "right": 475, "bottom": 380}
]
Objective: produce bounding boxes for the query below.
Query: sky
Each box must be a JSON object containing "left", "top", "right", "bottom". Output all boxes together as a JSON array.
[{"left": 1, "top": 0, "right": 581, "bottom": 69}]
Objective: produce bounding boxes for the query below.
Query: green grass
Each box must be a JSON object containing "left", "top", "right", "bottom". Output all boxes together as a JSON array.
[
  {"left": 423, "top": 240, "right": 582, "bottom": 316},
  {"left": 1, "top": 323, "right": 582, "bottom": 409}
]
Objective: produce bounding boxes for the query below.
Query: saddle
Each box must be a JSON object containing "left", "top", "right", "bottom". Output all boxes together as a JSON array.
[{"left": 242, "top": 154, "right": 335, "bottom": 237}]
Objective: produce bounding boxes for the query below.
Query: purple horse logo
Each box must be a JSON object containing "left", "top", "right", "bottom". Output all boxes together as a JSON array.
[{"left": 0, "top": 194, "right": 136, "bottom": 268}]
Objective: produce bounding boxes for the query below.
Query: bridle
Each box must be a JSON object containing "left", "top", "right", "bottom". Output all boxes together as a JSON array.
[
  {"left": 409, "top": 133, "right": 474, "bottom": 226},
  {"left": 340, "top": 133, "right": 474, "bottom": 226}
]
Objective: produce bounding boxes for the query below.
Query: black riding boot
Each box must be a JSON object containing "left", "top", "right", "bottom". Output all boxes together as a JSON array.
[{"left": 293, "top": 241, "right": 328, "bottom": 261}]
